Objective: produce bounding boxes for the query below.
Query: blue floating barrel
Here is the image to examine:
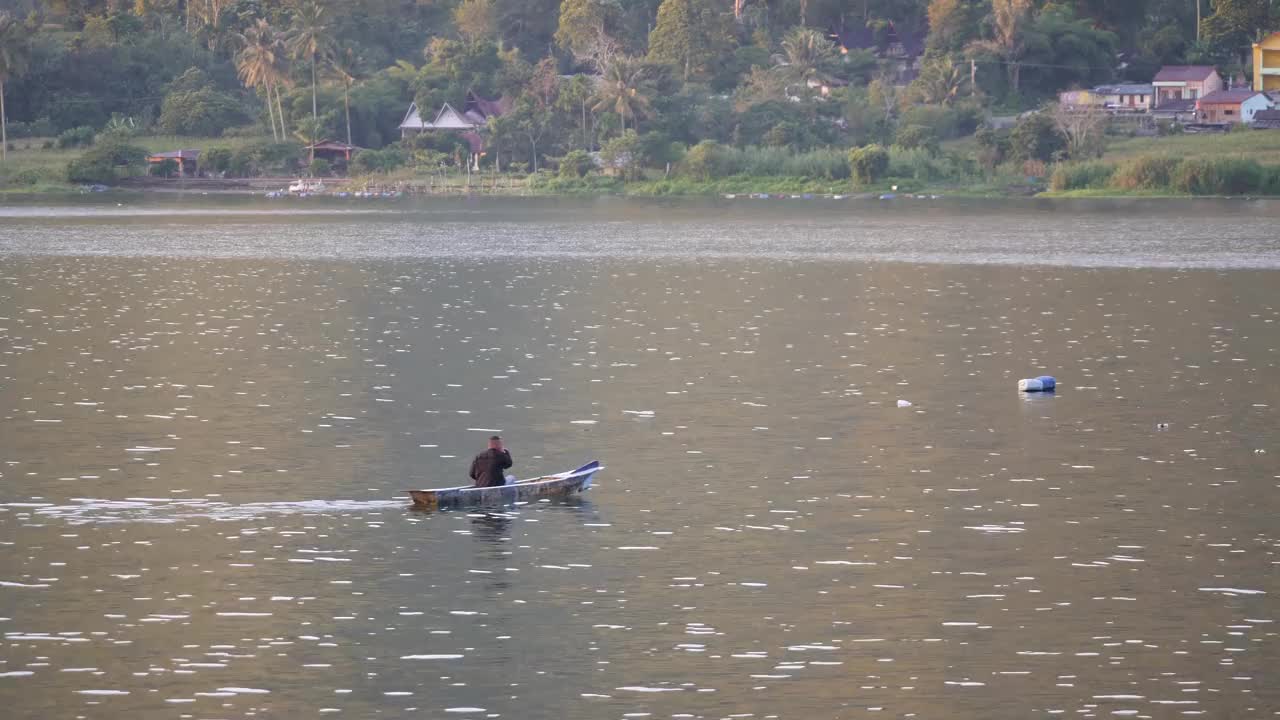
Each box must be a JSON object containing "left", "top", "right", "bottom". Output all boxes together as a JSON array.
[{"left": 1035, "top": 376, "right": 1057, "bottom": 390}]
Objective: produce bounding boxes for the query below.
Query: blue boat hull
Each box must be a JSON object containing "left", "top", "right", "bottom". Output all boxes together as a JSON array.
[{"left": 407, "top": 461, "right": 601, "bottom": 510}]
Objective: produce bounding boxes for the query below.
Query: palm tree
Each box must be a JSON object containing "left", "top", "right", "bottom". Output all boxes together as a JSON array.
[
  {"left": 271, "top": 26, "right": 290, "bottom": 145},
  {"left": 0, "top": 12, "right": 31, "bottom": 162},
  {"left": 235, "top": 19, "right": 286, "bottom": 141},
  {"left": 287, "top": 1, "right": 335, "bottom": 157},
  {"left": 775, "top": 27, "right": 838, "bottom": 94},
  {"left": 593, "top": 56, "right": 651, "bottom": 134},
  {"left": 966, "top": 0, "right": 1032, "bottom": 94},
  {"left": 328, "top": 46, "right": 362, "bottom": 147},
  {"left": 914, "top": 56, "right": 966, "bottom": 105}
]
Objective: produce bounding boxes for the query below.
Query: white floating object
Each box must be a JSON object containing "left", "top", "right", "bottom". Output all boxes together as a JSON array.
[
  {"left": 400, "top": 654, "right": 464, "bottom": 660},
  {"left": 1018, "top": 378, "right": 1044, "bottom": 392},
  {"left": 1199, "top": 587, "right": 1266, "bottom": 595},
  {"left": 896, "top": 400, "right": 913, "bottom": 408}
]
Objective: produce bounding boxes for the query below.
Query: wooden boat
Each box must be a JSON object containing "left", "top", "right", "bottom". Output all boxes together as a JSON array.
[{"left": 406, "top": 460, "right": 602, "bottom": 510}]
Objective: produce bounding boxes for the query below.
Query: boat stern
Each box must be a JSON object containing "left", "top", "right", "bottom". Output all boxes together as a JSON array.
[{"left": 407, "top": 490, "right": 439, "bottom": 509}]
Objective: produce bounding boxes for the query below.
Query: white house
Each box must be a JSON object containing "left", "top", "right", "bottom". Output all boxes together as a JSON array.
[
  {"left": 1094, "top": 84, "right": 1154, "bottom": 112},
  {"left": 399, "top": 102, "right": 481, "bottom": 138},
  {"left": 1195, "top": 89, "right": 1274, "bottom": 125}
]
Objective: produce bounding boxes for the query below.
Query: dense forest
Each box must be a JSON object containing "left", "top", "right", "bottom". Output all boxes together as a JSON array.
[{"left": 0, "top": 0, "right": 1278, "bottom": 185}]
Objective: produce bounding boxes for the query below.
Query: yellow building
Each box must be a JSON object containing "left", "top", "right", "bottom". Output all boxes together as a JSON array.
[{"left": 1255, "top": 31, "right": 1280, "bottom": 93}]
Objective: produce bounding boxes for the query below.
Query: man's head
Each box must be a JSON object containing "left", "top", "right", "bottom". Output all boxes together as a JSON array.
[{"left": 488, "top": 435, "right": 503, "bottom": 450}]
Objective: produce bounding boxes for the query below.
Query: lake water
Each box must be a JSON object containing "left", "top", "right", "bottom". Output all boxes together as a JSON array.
[{"left": 1, "top": 196, "right": 1278, "bottom": 719}]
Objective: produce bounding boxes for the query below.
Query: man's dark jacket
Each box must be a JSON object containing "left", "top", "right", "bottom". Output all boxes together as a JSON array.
[{"left": 469, "top": 448, "right": 512, "bottom": 487}]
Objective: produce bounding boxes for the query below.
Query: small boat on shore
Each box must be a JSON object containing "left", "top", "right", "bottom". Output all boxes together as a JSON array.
[
  {"left": 288, "top": 178, "right": 325, "bottom": 195},
  {"left": 406, "top": 461, "right": 602, "bottom": 510}
]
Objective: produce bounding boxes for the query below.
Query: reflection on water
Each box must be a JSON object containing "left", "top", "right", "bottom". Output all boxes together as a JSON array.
[
  {"left": 2, "top": 195, "right": 1280, "bottom": 267},
  {"left": 0, "top": 199, "right": 1277, "bottom": 719}
]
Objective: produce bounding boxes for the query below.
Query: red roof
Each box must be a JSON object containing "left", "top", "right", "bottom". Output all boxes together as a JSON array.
[
  {"left": 1198, "top": 89, "right": 1267, "bottom": 105},
  {"left": 464, "top": 90, "right": 512, "bottom": 120},
  {"left": 1153, "top": 66, "right": 1218, "bottom": 83}
]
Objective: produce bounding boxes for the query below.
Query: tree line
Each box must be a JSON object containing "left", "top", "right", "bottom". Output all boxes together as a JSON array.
[{"left": 1, "top": 0, "right": 1278, "bottom": 178}]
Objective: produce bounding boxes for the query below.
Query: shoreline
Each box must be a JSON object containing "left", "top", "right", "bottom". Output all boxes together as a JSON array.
[
  {"left": 3, "top": 172, "right": 1279, "bottom": 202},
  {"left": 3, "top": 183, "right": 1274, "bottom": 202}
]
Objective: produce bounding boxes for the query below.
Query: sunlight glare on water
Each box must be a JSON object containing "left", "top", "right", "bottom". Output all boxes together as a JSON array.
[{"left": 0, "top": 197, "right": 1277, "bottom": 719}]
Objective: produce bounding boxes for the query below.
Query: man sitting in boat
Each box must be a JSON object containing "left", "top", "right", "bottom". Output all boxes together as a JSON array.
[{"left": 469, "top": 435, "right": 513, "bottom": 487}]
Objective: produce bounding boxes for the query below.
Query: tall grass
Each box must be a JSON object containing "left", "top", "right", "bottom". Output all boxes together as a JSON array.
[
  {"left": 679, "top": 145, "right": 851, "bottom": 180},
  {"left": 1048, "top": 155, "right": 1280, "bottom": 196},
  {"left": 887, "top": 148, "right": 975, "bottom": 183},
  {"left": 1110, "top": 156, "right": 1179, "bottom": 190},
  {"left": 1170, "top": 157, "right": 1263, "bottom": 195},
  {"left": 1049, "top": 161, "right": 1115, "bottom": 191},
  {"left": 673, "top": 144, "right": 990, "bottom": 186}
]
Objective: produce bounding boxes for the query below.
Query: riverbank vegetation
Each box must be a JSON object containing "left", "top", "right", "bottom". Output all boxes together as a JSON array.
[
  {"left": 1, "top": 1, "right": 1279, "bottom": 197},
  {"left": 1049, "top": 155, "right": 1280, "bottom": 196}
]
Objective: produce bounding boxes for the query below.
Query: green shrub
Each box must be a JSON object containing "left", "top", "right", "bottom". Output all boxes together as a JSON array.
[
  {"left": 1262, "top": 165, "right": 1280, "bottom": 196},
  {"left": 157, "top": 88, "right": 248, "bottom": 137},
  {"left": 350, "top": 147, "right": 406, "bottom": 174},
  {"left": 58, "top": 126, "right": 96, "bottom": 149},
  {"left": 528, "top": 174, "right": 624, "bottom": 194},
  {"left": 9, "top": 168, "right": 47, "bottom": 186},
  {"left": 1008, "top": 112, "right": 1066, "bottom": 163},
  {"left": 638, "top": 132, "right": 684, "bottom": 171},
  {"left": 782, "top": 149, "right": 850, "bottom": 180},
  {"left": 151, "top": 158, "right": 179, "bottom": 177},
  {"left": 99, "top": 114, "right": 139, "bottom": 141},
  {"left": 678, "top": 145, "right": 849, "bottom": 181},
  {"left": 309, "top": 158, "right": 332, "bottom": 177},
  {"left": 848, "top": 144, "right": 890, "bottom": 184},
  {"left": 898, "top": 102, "right": 983, "bottom": 140},
  {"left": 681, "top": 140, "right": 724, "bottom": 181},
  {"left": 258, "top": 141, "right": 305, "bottom": 175},
  {"left": 558, "top": 149, "right": 594, "bottom": 178},
  {"left": 222, "top": 141, "right": 304, "bottom": 177},
  {"left": 202, "top": 147, "right": 233, "bottom": 174},
  {"left": 888, "top": 147, "right": 949, "bottom": 182},
  {"left": 1049, "top": 161, "right": 1115, "bottom": 191},
  {"left": 599, "top": 130, "right": 645, "bottom": 179},
  {"left": 762, "top": 122, "right": 800, "bottom": 148},
  {"left": 723, "top": 146, "right": 775, "bottom": 176},
  {"left": 1110, "top": 156, "right": 1179, "bottom": 190},
  {"left": 7, "top": 118, "right": 57, "bottom": 139},
  {"left": 1171, "top": 157, "right": 1263, "bottom": 195},
  {"left": 975, "top": 125, "right": 1010, "bottom": 170},
  {"left": 227, "top": 150, "right": 253, "bottom": 177},
  {"left": 894, "top": 124, "right": 940, "bottom": 155},
  {"left": 66, "top": 140, "right": 148, "bottom": 184}
]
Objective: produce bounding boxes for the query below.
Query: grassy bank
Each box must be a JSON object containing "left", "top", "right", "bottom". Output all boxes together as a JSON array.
[
  {"left": 0, "top": 134, "right": 275, "bottom": 194},
  {"left": 1046, "top": 155, "right": 1280, "bottom": 197},
  {"left": 1103, "top": 130, "right": 1280, "bottom": 164},
  {"left": 9, "top": 130, "right": 1280, "bottom": 200},
  {"left": 0, "top": 141, "right": 84, "bottom": 193}
]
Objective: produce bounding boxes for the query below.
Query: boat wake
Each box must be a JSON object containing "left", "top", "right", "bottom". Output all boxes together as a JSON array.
[{"left": 1, "top": 498, "right": 409, "bottom": 525}]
